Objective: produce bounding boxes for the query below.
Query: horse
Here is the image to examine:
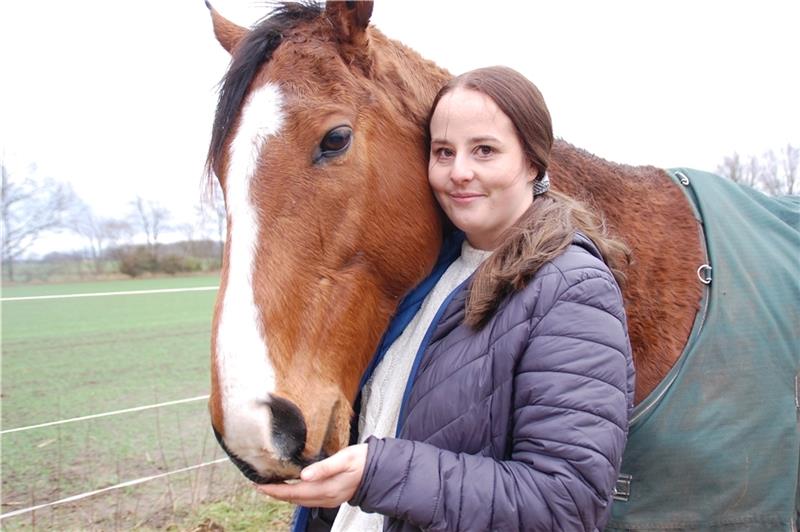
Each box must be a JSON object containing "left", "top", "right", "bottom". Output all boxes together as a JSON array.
[{"left": 204, "top": 2, "right": 800, "bottom": 529}]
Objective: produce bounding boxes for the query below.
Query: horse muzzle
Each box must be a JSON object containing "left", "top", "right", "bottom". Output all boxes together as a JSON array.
[{"left": 213, "top": 394, "right": 319, "bottom": 484}]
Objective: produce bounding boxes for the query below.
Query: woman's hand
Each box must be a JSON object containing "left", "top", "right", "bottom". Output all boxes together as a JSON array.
[{"left": 255, "top": 443, "right": 367, "bottom": 508}]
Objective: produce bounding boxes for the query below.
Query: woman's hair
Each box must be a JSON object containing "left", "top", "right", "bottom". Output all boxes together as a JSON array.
[{"left": 427, "top": 66, "right": 630, "bottom": 329}]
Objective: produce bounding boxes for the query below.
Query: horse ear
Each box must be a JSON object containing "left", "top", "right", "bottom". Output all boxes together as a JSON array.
[
  {"left": 207, "top": 1, "right": 248, "bottom": 54},
  {"left": 325, "top": 1, "right": 374, "bottom": 45}
]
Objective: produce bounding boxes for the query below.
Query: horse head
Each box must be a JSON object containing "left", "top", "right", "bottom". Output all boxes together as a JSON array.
[{"left": 206, "top": 1, "right": 448, "bottom": 482}]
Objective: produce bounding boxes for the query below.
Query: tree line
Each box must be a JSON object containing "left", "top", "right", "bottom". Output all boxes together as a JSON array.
[
  {"left": 1, "top": 162, "right": 226, "bottom": 282},
  {"left": 715, "top": 143, "right": 798, "bottom": 196}
]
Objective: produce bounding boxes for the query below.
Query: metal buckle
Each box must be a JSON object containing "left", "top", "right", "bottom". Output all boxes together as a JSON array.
[
  {"left": 697, "top": 264, "right": 712, "bottom": 285},
  {"left": 613, "top": 473, "right": 633, "bottom": 502}
]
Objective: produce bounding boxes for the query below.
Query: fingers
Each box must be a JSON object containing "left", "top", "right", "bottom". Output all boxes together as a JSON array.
[
  {"left": 301, "top": 443, "right": 367, "bottom": 481},
  {"left": 301, "top": 450, "right": 347, "bottom": 481},
  {"left": 255, "top": 478, "right": 343, "bottom": 508},
  {"left": 254, "top": 444, "right": 368, "bottom": 508},
  {"left": 256, "top": 480, "right": 316, "bottom": 504}
]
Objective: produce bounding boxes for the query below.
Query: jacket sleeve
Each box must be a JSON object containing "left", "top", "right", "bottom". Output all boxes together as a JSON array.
[{"left": 350, "top": 268, "right": 632, "bottom": 531}]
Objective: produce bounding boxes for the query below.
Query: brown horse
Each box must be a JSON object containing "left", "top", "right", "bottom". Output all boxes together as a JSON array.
[
  {"left": 204, "top": 6, "right": 800, "bottom": 529},
  {"left": 205, "top": 0, "right": 700, "bottom": 482}
]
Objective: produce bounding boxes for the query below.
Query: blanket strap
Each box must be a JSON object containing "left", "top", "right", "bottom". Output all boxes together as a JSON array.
[{"left": 613, "top": 474, "right": 633, "bottom": 502}]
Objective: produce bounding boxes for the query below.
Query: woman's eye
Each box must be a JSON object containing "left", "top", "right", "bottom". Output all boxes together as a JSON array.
[
  {"left": 436, "top": 147, "right": 454, "bottom": 159},
  {"left": 319, "top": 126, "right": 352, "bottom": 155},
  {"left": 477, "top": 145, "right": 493, "bottom": 156}
]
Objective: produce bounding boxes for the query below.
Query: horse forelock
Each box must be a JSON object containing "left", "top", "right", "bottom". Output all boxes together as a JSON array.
[{"left": 205, "top": 1, "right": 324, "bottom": 182}]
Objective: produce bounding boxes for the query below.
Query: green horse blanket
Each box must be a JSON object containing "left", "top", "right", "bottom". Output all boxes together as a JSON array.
[{"left": 608, "top": 169, "right": 799, "bottom": 531}]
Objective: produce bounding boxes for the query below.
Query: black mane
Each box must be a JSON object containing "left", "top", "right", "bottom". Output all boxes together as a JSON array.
[{"left": 206, "top": 2, "right": 323, "bottom": 177}]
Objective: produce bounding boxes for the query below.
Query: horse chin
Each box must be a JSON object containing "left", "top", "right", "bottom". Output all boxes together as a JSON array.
[
  {"left": 213, "top": 426, "right": 306, "bottom": 484},
  {"left": 236, "top": 457, "right": 303, "bottom": 485}
]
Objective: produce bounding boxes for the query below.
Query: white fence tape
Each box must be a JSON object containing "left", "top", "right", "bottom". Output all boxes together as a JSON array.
[
  {"left": 1, "top": 284, "right": 225, "bottom": 522},
  {"left": 1, "top": 395, "right": 210, "bottom": 435},
  {"left": 1, "top": 286, "right": 217, "bottom": 302},
  {"left": 0, "top": 458, "right": 230, "bottom": 520}
]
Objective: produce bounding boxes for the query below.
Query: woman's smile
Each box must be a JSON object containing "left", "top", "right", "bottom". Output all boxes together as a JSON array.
[{"left": 448, "top": 191, "right": 486, "bottom": 203}]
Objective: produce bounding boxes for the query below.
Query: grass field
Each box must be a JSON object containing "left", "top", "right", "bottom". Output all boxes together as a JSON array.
[{"left": 1, "top": 275, "right": 292, "bottom": 530}]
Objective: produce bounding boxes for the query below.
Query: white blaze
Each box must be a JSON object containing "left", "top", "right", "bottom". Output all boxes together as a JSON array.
[{"left": 216, "top": 83, "right": 283, "bottom": 469}]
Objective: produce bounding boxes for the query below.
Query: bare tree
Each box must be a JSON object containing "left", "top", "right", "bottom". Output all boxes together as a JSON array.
[
  {"left": 781, "top": 143, "right": 798, "bottom": 195},
  {"left": 717, "top": 144, "right": 798, "bottom": 196},
  {"left": 198, "top": 182, "right": 226, "bottom": 261},
  {"left": 760, "top": 149, "right": 782, "bottom": 196},
  {"left": 717, "top": 152, "right": 761, "bottom": 190},
  {"left": 71, "top": 202, "right": 132, "bottom": 273},
  {"left": 177, "top": 222, "right": 199, "bottom": 256},
  {"left": 1, "top": 163, "right": 78, "bottom": 280},
  {"left": 130, "top": 196, "right": 171, "bottom": 256},
  {"left": 717, "top": 152, "right": 744, "bottom": 185},
  {"left": 744, "top": 155, "right": 761, "bottom": 190}
]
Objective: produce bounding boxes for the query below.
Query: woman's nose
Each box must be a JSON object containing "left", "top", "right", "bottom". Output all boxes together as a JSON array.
[{"left": 450, "top": 154, "right": 474, "bottom": 183}]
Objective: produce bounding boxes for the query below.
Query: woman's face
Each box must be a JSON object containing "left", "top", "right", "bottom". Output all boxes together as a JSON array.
[{"left": 428, "top": 88, "right": 535, "bottom": 250}]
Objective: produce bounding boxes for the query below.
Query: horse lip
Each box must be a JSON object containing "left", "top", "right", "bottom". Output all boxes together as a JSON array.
[{"left": 212, "top": 426, "right": 307, "bottom": 484}]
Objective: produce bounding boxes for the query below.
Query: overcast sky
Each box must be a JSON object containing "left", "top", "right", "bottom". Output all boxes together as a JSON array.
[{"left": 1, "top": 0, "right": 798, "bottom": 255}]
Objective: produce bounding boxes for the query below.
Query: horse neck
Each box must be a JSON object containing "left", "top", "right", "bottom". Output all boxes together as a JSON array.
[
  {"left": 550, "top": 140, "right": 705, "bottom": 404},
  {"left": 369, "top": 28, "right": 451, "bottom": 129}
]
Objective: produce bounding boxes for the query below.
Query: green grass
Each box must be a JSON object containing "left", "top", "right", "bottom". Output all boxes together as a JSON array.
[
  {"left": 2, "top": 279, "right": 219, "bottom": 424},
  {"left": 167, "top": 489, "right": 294, "bottom": 531},
  {"left": 0, "top": 275, "right": 256, "bottom": 529},
  {"left": 1, "top": 274, "right": 219, "bottom": 299}
]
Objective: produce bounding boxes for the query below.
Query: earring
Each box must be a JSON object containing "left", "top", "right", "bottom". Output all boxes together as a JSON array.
[{"left": 533, "top": 172, "right": 550, "bottom": 197}]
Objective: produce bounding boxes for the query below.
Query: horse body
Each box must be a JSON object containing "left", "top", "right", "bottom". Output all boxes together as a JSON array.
[
  {"left": 204, "top": 4, "right": 798, "bottom": 527},
  {"left": 549, "top": 142, "right": 705, "bottom": 403}
]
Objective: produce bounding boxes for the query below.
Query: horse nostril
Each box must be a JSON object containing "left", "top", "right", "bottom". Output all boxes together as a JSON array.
[{"left": 265, "top": 394, "right": 307, "bottom": 463}]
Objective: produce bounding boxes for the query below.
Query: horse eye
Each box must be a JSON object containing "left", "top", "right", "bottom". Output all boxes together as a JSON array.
[{"left": 320, "top": 126, "right": 352, "bottom": 156}]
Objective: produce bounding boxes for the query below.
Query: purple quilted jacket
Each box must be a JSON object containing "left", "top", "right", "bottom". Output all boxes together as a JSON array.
[{"left": 348, "top": 234, "right": 635, "bottom": 531}]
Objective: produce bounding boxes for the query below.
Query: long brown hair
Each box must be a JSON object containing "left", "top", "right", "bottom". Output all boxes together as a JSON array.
[{"left": 427, "top": 66, "right": 630, "bottom": 329}]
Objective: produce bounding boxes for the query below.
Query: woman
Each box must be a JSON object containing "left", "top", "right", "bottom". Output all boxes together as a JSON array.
[{"left": 259, "top": 66, "right": 635, "bottom": 531}]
